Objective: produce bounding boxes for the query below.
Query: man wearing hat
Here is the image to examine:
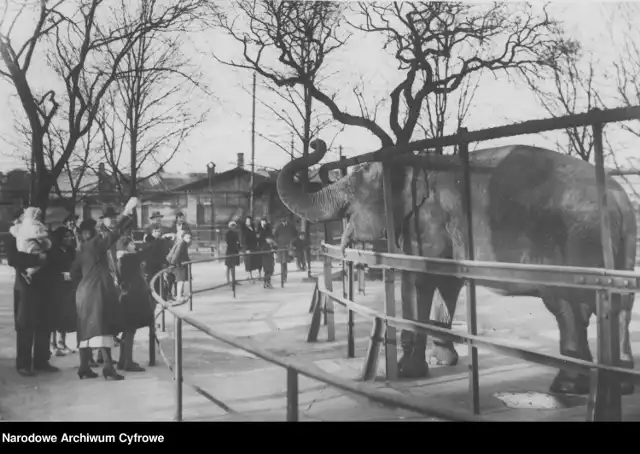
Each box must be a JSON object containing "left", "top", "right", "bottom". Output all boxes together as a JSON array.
[
  {"left": 143, "top": 211, "right": 164, "bottom": 242},
  {"left": 5, "top": 207, "right": 59, "bottom": 376}
]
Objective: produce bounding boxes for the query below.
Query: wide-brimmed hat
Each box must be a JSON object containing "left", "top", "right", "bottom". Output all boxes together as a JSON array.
[
  {"left": 100, "top": 207, "right": 119, "bottom": 219},
  {"left": 150, "top": 211, "right": 163, "bottom": 220}
]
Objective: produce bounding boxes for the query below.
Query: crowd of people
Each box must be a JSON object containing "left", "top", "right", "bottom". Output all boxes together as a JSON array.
[
  {"left": 5, "top": 198, "right": 311, "bottom": 381},
  {"left": 225, "top": 215, "right": 308, "bottom": 289},
  {"left": 5, "top": 197, "right": 194, "bottom": 381}
]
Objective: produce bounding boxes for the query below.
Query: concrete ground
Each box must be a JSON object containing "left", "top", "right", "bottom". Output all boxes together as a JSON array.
[{"left": 2, "top": 260, "right": 640, "bottom": 421}]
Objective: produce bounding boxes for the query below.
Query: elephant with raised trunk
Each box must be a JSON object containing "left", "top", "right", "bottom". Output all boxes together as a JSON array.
[{"left": 277, "top": 139, "right": 637, "bottom": 396}]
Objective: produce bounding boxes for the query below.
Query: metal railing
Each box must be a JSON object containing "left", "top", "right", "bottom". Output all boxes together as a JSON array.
[{"left": 148, "top": 251, "right": 482, "bottom": 422}]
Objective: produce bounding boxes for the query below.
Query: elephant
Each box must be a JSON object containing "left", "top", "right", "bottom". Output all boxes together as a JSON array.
[{"left": 277, "top": 138, "right": 638, "bottom": 396}]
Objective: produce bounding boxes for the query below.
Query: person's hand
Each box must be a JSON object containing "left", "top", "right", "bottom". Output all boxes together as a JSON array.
[{"left": 62, "top": 272, "right": 71, "bottom": 281}]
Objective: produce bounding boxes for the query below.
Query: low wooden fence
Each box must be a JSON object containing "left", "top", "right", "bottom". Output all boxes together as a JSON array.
[{"left": 307, "top": 106, "right": 640, "bottom": 422}]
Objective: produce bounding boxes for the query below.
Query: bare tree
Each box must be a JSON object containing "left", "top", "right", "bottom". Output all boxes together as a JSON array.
[
  {"left": 95, "top": 21, "right": 209, "bottom": 204},
  {"left": 521, "top": 38, "right": 602, "bottom": 162},
  {"left": 0, "top": 0, "right": 215, "bottom": 213},
  {"left": 218, "top": 1, "right": 566, "bottom": 151},
  {"left": 251, "top": 82, "right": 343, "bottom": 160}
]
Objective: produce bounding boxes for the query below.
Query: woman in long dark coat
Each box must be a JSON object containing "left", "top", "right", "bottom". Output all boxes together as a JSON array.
[
  {"left": 49, "top": 227, "right": 78, "bottom": 356},
  {"left": 241, "top": 216, "right": 261, "bottom": 280},
  {"left": 225, "top": 221, "right": 241, "bottom": 283},
  {"left": 72, "top": 197, "right": 137, "bottom": 380},
  {"left": 115, "top": 236, "right": 155, "bottom": 372}
]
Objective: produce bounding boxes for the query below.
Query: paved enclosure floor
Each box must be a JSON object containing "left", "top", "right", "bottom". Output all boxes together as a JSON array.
[{"left": 2, "top": 260, "right": 640, "bottom": 421}]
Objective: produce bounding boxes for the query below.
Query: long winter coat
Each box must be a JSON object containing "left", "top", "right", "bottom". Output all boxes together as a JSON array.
[
  {"left": 225, "top": 229, "right": 241, "bottom": 268},
  {"left": 241, "top": 224, "right": 261, "bottom": 272},
  {"left": 5, "top": 234, "right": 51, "bottom": 332},
  {"left": 72, "top": 215, "right": 132, "bottom": 342},
  {"left": 117, "top": 248, "right": 155, "bottom": 332},
  {"left": 49, "top": 244, "right": 78, "bottom": 333}
]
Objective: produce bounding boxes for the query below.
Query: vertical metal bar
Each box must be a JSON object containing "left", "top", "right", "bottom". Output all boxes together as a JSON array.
[
  {"left": 231, "top": 265, "right": 236, "bottom": 299},
  {"left": 347, "top": 260, "right": 355, "bottom": 359},
  {"left": 281, "top": 251, "right": 285, "bottom": 288},
  {"left": 188, "top": 263, "right": 193, "bottom": 312},
  {"left": 286, "top": 367, "right": 299, "bottom": 422},
  {"left": 381, "top": 163, "right": 398, "bottom": 380},
  {"left": 323, "top": 253, "right": 335, "bottom": 341},
  {"left": 587, "top": 117, "right": 622, "bottom": 421},
  {"left": 160, "top": 275, "right": 166, "bottom": 333},
  {"left": 148, "top": 295, "right": 156, "bottom": 366},
  {"left": 458, "top": 128, "right": 480, "bottom": 415},
  {"left": 361, "top": 317, "right": 384, "bottom": 381},
  {"left": 174, "top": 316, "right": 183, "bottom": 422}
]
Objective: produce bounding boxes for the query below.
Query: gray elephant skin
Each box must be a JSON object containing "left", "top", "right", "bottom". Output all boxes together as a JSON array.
[{"left": 277, "top": 139, "right": 637, "bottom": 395}]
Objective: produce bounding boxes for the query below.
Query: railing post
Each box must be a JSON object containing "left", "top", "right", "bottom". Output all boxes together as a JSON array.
[
  {"left": 587, "top": 113, "right": 622, "bottom": 422},
  {"left": 458, "top": 127, "right": 480, "bottom": 415},
  {"left": 381, "top": 163, "right": 398, "bottom": 380},
  {"left": 149, "top": 277, "right": 156, "bottom": 366},
  {"left": 286, "top": 367, "right": 299, "bottom": 422},
  {"left": 323, "top": 250, "right": 335, "bottom": 341},
  {"left": 281, "top": 251, "right": 286, "bottom": 288},
  {"left": 347, "top": 260, "right": 355, "bottom": 359},
  {"left": 361, "top": 317, "right": 384, "bottom": 381},
  {"left": 160, "top": 274, "right": 166, "bottom": 333},
  {"left": 188, "top": 263, "right": 193, "bottom": 312},
  {"left": 231, "top": 263, "right": 236, "bottom": 299},
  {"left": 174, "top": 316, "right": 183, "bottom": 422}
]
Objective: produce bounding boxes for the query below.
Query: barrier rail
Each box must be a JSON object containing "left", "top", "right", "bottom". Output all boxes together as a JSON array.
[
  {"left": 148, "top": 253, "right": 485, "bottom": 421},
  {"left": 307, "top": 105, "right": 640, "bottom": 422}
]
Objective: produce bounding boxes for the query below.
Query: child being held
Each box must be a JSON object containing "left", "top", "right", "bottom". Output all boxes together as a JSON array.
[
  {"left": 261, "top": 236, "right": 278, "bottom": 289},
  {"left": 11, "top": 206, "right": 51, "bottom": 283}
]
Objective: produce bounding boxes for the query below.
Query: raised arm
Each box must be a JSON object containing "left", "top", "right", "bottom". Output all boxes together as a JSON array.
[{"left": 97, "top": 197, "right": 140, "bottom": 253}]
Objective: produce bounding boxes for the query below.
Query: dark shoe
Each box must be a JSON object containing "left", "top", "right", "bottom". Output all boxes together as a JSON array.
[
  {"left": 34, "top": 363, "right": 60, "bottom": 373},
  {"left": 122, "top": 363, "right": 145, "bottom": 372},
  {"left": 17, "top": 368, "right": 34, "bottom": 377},
  {"left": 77, "top": 368, "right": 99, "bottom": 380},
  {"left": 102, "top": 368, "right": 125, "bottom": 381}
]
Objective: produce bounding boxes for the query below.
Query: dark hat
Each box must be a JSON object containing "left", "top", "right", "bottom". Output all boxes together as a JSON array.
[
  {"left": 150, "top": 211, "right": 163, "bottom": 220},
  {"left": 52, "top": 226, "right": 72, "bottom": 243},
  {"left": 100, "top": 207, "right": 119, "bottom": 219},
  {"left": 78, "top": 218, "right": 97, "bottom": 233}
]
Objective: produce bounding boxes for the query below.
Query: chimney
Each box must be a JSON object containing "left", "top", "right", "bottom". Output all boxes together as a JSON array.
[{"left": 237, "top": 153, "right": 244, "bottom": 169}]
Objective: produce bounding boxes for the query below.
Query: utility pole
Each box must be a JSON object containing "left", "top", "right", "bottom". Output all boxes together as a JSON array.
[{"left": 250, "top": 72, "right": 256, "bottom": 219}]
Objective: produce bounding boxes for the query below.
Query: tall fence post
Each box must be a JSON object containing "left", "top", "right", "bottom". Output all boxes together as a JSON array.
[
  {"left": 286, "top": 367, "right": 299, "bottom": 422},
  {"left": 188, "top": 263, "right": 193, "bottom": 312},
  {"left": 381, "top": 163, "right": 398, "bottom": 380},
  {"left": 161, "top": 274, "right": 166, "bottom": 333},
  {"left": 587, "top": 113, "right": 622, "bottom": 421},
  {"left": 458, "top": 127, "right": 481, "bottom": 415},
  {"left": 324, "top": 251, "right": 336, "bottom": 341},
  {"left": 231, "top": 263, "right": 236, "bottom": 299},
  {"left": 174, "top": 316, "right": 183, "bottom": 422},
  {"left": 149, "top": 275, "right": 157, "bottom": 367},
  {"left": 280, "top": 250, "right": 286, "bottom": 288},
  {"left": 347, "top": 260, "right": 355, "bottom": 359}
]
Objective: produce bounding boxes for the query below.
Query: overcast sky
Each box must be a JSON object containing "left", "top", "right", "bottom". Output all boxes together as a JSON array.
[{"left": 0, "top": 1, "right": 638, "bottom": 176}]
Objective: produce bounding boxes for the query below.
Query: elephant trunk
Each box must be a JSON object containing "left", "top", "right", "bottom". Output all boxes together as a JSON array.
[{"left": 277, "top": 139, "right": 351, "bottom": 223}]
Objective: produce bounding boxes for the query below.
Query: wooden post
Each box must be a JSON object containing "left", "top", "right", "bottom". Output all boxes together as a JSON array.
[
  {"left": 381, "top": 163, "right": 398, "bottom": 380},
  {"left": 458, "top": 128, "right": 481, "bottom": 415},
  {"left": 324, "top": 252, "right": 336, "bottom": 341},
  {"left": 586, "top": 116, "right": 622, "bottom": 421},
  {"left": 361, "top": 317, "right": 385, "bottom": 381},
  {"left": 286, "top": 368, "right": 299, "bottom": 422},
  {"left": 347, "top": 261, "right": 355, "bottom": 358},
  {"left": 308, "top": 282, "right": 319, "bottom": 313}
]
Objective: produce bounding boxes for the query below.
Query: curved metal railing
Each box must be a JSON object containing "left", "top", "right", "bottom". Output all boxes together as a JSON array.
[{"left": 147, "top": 250, "right": 480, "bottom": 422}]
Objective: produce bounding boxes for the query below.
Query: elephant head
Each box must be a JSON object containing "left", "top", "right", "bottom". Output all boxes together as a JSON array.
[{"left": 277, "top": 139, "right": 401, "bottom": 251}]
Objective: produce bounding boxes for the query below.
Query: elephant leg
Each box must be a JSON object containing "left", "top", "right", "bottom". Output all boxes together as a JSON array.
[
  {"left": 428, "top": 276, "right": 464, "bottom": 366},
  {"left": 398, "top": 271, "right": 436, "bottom": 379},
  {"left": 617, "top": 293, "right": 635, "bottom": 395},
  {"left": 543, "top": 296, "right": 592, "bottom": 395}
]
